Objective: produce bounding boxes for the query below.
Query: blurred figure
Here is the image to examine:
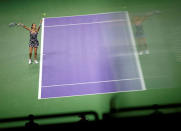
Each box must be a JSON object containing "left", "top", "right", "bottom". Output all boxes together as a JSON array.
[
  {"left": 109, "top": 95, "right": 118, "bottom": 113},
  {"left": 132, "top": 10, "right": 160, "bottom": 55}
]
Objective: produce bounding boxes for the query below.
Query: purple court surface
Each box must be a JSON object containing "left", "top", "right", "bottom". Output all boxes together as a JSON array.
[{"left": 38, "top": 11, "right": 146, "bottom": 99}]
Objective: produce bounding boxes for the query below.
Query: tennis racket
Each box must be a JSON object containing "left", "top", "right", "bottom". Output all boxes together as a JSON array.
[
  {"left": 146, "top": 10, "right": 161, "bottom": 16},
  {"left": 9, "top": 22, "right": 18, "bottom": 27},
  {"left": 8, "top": 22, "right": 22, "bottom": 27},
  {"left": 153, "top": 10, "right": 161, "bottom": 15}
]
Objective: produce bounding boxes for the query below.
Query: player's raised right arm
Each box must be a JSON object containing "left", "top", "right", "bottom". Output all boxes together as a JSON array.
[{"left": 18, "top": 23, "right": 31, "bottom": 31}]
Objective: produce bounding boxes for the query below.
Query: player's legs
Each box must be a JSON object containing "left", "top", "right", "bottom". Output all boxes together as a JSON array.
[
  {"left": 34, "top": 47, "right": 38, "bottom": 64},
  {"left": 137, "top": 38, "right": 144, "bottom": 55},
  {"left": 140, "top": 38, "right": 149, "bottom": 54},
  {"left": 29, "top": 47, "right": 33, "bottom": 59},
  {"left": 137, "top": 37, "right": 149, "bottom": 55},
  {"left": 29, "top": 47, "right": 33, "bottom": 64}
]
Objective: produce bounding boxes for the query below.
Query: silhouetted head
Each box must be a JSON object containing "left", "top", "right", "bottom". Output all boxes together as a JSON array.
[
  {"left": 28, "top": 114, "right": 34, "bottom": 122},
  {"left": 79, "top": 114, "right": 86, "bottom": 120}
]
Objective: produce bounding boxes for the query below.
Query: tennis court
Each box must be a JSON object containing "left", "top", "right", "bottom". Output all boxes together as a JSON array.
[
  {"left": 1, "top": 0, "right": 181, "bottom": 128},
  {"left": 39, "top": 12, "right": 146, "bottom": 99}
]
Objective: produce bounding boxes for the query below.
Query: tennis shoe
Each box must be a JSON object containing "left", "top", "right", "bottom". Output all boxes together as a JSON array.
[
  {"left": 34, "top": 60, "right": 39, "bottom": 64},
  {"left": 138, "top": 51, "right": 143, "bottom": 55},
  {"left": 29, "top": 59, "right": 32, "bottom": 64},
  {"left": 145, "top": 50, "right": 150, "bottom": 54}
]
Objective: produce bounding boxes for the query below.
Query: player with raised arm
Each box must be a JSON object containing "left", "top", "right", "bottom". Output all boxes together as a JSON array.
[
  {"left": 19, "top": 20, "right": 42, "bottom": 64},
  {"left": 132, "top": 10, "right": 160, "bottom": 55}
]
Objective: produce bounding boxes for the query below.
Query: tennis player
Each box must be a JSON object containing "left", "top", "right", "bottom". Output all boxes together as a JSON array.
[
  {"left": 132, "top": 15, "right": 150, "bottom": 55},
  {"left": 19, "top": 20, "right": 42, "bottom": 64},
  {"left": 132, "top": 10, "right": 160, "bottom": 55}
]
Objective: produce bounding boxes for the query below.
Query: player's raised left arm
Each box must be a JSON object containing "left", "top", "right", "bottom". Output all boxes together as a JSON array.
[
  {"left": 37, "top": 20, "right": 42, "bottom": 32},
  {"left": 142, "top": 10, "right": 160, "bottom": 21}
]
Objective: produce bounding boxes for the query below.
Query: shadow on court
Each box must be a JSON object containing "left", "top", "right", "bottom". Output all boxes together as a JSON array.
[{"left": 1, "top": 103, "right": 181, "bottom": 129}]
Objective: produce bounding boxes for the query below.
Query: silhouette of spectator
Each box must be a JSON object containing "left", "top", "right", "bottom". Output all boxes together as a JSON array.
[
  {"left": 25, "top": 114, "right": 39, "bottom": 128},
  {"left": 78, "top": 114, "right": 88, "bottom": 123}
]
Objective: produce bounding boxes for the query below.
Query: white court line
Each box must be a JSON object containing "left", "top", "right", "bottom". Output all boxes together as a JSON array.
[
  {"left": 42, "top": 77, "right": 142, "bottom": 88},
  {"left": 44, "top": 19, "right": 127, "bottom": 28},
  {"left": 45, "top": 11, "right": 127, "bottom": 19},
  {"left": 38, "top": 18, "right": 45, "bottom": 100},
  {"left": 40, "top": 89, "right": 145, "bottom": 100},
  {"left": 126, "top": 12, "right": 146, "bottom": 90},
  {"left": 111, "top": 52, "right": 135, "bottom": 57}
]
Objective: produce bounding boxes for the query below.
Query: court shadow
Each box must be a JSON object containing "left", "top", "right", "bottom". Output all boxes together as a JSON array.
[
  {"left": 0, "top": 111, "right": 99, "bottom": 129},
  {"left": 1, "top": 103, "right": 181, "bottom": 129}
]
